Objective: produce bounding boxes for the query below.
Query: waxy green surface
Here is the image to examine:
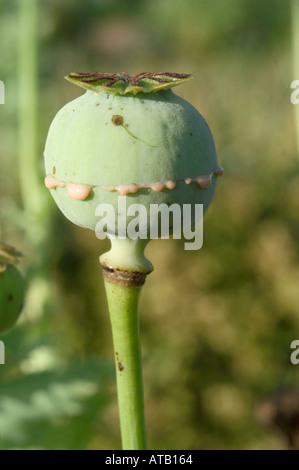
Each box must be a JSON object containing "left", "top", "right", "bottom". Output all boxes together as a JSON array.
[{"left": 45, "top": 88, "right": 218, "bottom": 232}]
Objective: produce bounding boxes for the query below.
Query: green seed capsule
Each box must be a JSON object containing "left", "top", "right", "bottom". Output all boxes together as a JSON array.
[
  {"left": 44, "top": 72, "right": 223, "bottom": 237},
  {"left": 0, "top": 265, "right": 25, "bottom": 335}
]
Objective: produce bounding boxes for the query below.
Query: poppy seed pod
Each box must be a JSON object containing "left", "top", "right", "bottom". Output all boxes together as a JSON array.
[
  {"left": 0, "top": 242, "right": 25, "bottom": 335},
  {"left": 44, "top": 73, "right": 223, "bottom": 278}
]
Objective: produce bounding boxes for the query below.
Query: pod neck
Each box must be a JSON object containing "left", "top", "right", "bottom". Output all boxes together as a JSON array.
[{"left": 100, "top": 238, "right": 153, "bottom": 287}]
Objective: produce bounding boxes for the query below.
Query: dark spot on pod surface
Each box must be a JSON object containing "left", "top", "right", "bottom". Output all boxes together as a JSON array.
[
  {"left": 8, "top": 294, "right": 13, "bottom": 301},
  {"left": 53, "top": 166, "right": 56, "bottom": 175},
  {"left": 118, "top": 361, "right": 124, "bottom": 372},
  {"left": 112, "top": 115, "right": 124, "bottom": 126}
]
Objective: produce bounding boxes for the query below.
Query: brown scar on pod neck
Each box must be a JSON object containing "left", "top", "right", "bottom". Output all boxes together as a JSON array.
[{"left": 101, "top": 264, "right": 151, "bottom": 287}]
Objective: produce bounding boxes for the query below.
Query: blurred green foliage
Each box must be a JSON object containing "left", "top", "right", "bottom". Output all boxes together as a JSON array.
[{"left": 0, "top": 0, "right": 298, "bottom": 450}]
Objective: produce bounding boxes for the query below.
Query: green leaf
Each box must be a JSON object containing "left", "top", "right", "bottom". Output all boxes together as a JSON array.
[{"left": 0, "top": 358, "right": 113, "bottom": 450}]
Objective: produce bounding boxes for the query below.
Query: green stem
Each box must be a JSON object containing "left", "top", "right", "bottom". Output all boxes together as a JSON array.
[
  {"left": 18, "top": 0, "right": 45, "bottom": 217},
  {"left": 104, "top": 279, "right": 147, "bottom": 450}
]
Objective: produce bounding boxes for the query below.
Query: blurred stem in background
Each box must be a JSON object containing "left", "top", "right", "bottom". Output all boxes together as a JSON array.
[
  {"left": 18, "top": 0, "right": 47, "bottom": 231},
  {"left": 291, "top": 0, "right": 299, "bottom": 157},
  {"left": 17, "top": 0, "right": 51, "bottom": 320}
]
